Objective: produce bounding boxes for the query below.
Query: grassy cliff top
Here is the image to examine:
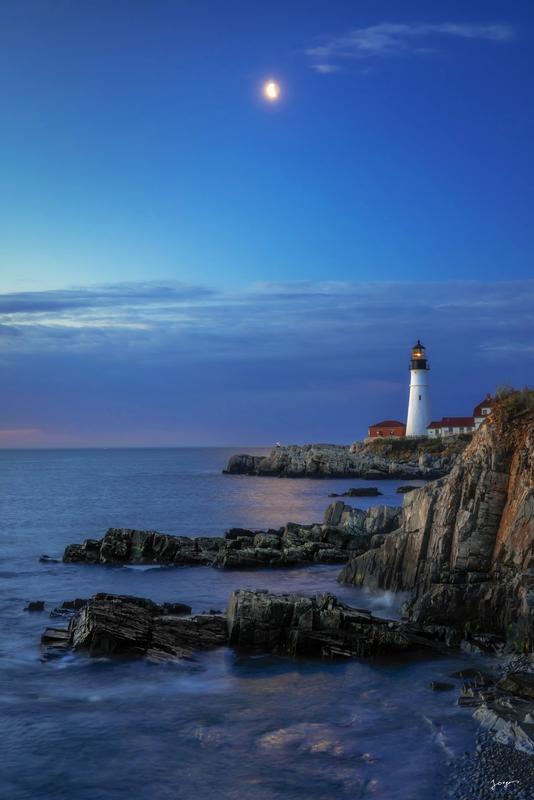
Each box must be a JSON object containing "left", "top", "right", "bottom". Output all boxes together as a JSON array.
[{"left": 355, "top": 434, "right": 471, "bottom": 458}]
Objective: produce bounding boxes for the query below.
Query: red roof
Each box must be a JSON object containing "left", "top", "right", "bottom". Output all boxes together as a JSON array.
[
  {"left": 369, "top": 420, "right": 406, "bottom": 428},
  {"left": 427, "top": 417, "right": 474, "bottom": 429},
  {"left": 473, "top": 395, "right": 494, "bottom": 417}
]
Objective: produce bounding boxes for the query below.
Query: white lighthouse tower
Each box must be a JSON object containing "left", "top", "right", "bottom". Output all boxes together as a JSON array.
[{"left": 406, "top": 340, "right": 431, "bottom": 437}]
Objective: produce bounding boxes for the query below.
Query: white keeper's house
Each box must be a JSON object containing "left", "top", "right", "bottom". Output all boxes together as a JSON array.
[{"left": 426, "top": 395, "right": 494, "bottom": 438}]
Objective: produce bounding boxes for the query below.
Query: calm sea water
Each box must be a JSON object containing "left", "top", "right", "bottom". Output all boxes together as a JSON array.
[{"left": 0, "top": 448, "right": 486, "bottom": 800}]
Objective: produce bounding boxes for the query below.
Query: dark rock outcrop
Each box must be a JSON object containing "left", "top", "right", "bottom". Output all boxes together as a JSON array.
[
  {"left": 24, "top": 601, "right": 45, "bottom": 612},
  {"left": 328, "top": 487, "right": 382, "bottom": 498},
  {"left": 42, "top": 594, "right": 226, "bottom": 662},
  {"left": 50, "top": 599, "right": 89, "bottom": 619},
  {"left": 454, "top": 660, "right": 534, "bottom": 755},
  {"left": 63, "top": 503, "right": 400, "bottom": 570},
  {"left": 41, "top": 590, "right": 446, "bottom": 664},
  {"left": 340, "top": 399, "right": 534, "bottom": 646},
  {"left": 497, "top": 672, "right": 534, "bottom": 701},
  {"left": 224, "top": 438, "right": 467, "bottom": 479},
  {"left": 227, "top": 589, "right": 444, "bottom": 658},
  {"left": 428, "top": 681, "right": 454, "bottom": 692}
]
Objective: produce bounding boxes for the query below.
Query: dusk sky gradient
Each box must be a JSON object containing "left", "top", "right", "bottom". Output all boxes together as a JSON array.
[{"left": 1, "top": 1, "right": 533, "bottom": 446}]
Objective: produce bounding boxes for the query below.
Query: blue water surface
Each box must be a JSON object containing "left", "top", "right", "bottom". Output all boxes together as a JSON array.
[{"left": 0, "top": 448, "right": 484, "bottom": 800}]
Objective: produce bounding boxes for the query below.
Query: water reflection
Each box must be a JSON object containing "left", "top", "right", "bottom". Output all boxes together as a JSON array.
[{"left": 0, "top": 449, "right": 477, "bottom": 800}]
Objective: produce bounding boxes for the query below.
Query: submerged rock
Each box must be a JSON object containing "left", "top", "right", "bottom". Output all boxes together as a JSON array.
[
  {"left": 40, "top": 627, "right": 71, "bottom": 660},
  {"left": 428, "top": 681, "right": 454, "bottom": 692},
  {"left": 39, "top": 555, "right": 59, "bottom": 564},
  {"left": 328, "top": 487, "right": 382, "bottom": 498},
  {"left": 24, "top": 601, "right": 45, "bottom": 612}
]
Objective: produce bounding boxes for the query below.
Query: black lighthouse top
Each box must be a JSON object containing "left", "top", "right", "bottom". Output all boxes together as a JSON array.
[{"left": 410, "top": 340, "right": 429, "bottom": 371}]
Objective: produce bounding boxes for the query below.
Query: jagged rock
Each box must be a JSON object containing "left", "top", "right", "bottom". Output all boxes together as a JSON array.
[
  {"left": 323, "top": 501, "right": 402, "bottom": 536},
  {"left": 42, "top": 593, "right": 227, "bottom": 662},
  {"left": 396, "top": 485, "right": 418, "bottom": 493},
  {"left": 227, "top": 589, "right": 444, "bottom": 659},
  {"left": 223, "top": 454, "right": 265, "bottom": 475},
  {"left": 50, "top": 599, "right": 89, "bottom": 619},
  {"left": 339, "top": 400, "right": 534, "bottom": 644},
  {"left": 497, "top": 672, "right": 534, "bottom": 701},
  {"left": 451, "top": 667, "right": 488, "bottom": 679},
  {"left": 63, "top": 504, "right": 401, "bottom": 570},
  {"left": 40, "top": 628, "right": 70, "bottom": 660},
  {"left": 474, "top": 699, "right": 534, "bottom": 755},
  {"left": 428, "top": 681, "right": 454, "bottom": 691},
  {"left": 451, "top": 656, "right": 534, "bottom": 755},
  {"left": 24, "top": 601, "right": 44, "bottom": 612},
  {"left": 40, "top": 590, "right": 447, "bottom": 665},
  {"left": 223, "top": 438, "right": 467, "bottom": 479},
  {"left": 328, "top": 487, "right": 382, "bottom": 498}
]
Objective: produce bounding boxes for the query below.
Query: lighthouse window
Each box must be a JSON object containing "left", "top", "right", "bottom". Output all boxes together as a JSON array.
[{"left": 419, "top": 394, "right": 421, "bottom": 401}]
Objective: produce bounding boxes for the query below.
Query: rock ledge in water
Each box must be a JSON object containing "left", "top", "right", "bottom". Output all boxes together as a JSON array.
[
  {"left": 224, "top": 438, "right": 467, "bottom": 479},
  {"left": 227, "top": 589, "right": 444, "bottom": 659},
  {"left": 40, "top": 590, "right": 444, "bottom": 663},
  {"left": 62, "top": 504, "right": 403, "bottom": 570},
  {"left": 42, "top": 593, "right": 226, "bottom": 662}
]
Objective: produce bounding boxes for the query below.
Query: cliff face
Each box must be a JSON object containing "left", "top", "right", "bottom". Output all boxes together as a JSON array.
[
  {"left": 224, "top": 437, "right": 467, "bottom": 479},
  {"left": 340, "top": 401, "right": 534, "bottom": 645}
]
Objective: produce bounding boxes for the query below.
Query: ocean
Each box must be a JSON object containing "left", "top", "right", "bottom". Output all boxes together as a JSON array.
[{"left": 0, "top": 448, "right": 485, "bottom": 800}]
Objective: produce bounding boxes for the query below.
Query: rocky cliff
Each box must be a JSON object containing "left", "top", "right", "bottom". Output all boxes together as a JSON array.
[
  {"left": 340, "top": 394, "right": 534, "bottom": 647},
  {"left": 224, "top": 437, "right": 468, "bottom": 479}
]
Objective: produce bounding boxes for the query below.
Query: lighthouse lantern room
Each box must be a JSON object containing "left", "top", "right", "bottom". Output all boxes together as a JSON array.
[{"left": 406, "top": 340, "right": 431, "bottom": 437}]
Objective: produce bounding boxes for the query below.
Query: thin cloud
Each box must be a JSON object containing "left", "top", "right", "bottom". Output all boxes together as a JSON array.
[
  {"left": 1, "top": 279, "right": 533, "bottom": 363},
  {"left": 1, "top": 280, "right": 532, "bottom": 445},
  {"left": 311, "top": 63, "right": 340, "bottom": 74},
  {"left": 306, "top": 22, "right": 514, "bottom": 71},
  {"left": 0, "top": 282, "right": 216, "bottom": 314}
]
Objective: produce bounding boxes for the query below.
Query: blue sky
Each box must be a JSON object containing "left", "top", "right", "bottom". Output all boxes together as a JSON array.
[{"left": 0, "top": 1, "right": 533, "bottom": 445}]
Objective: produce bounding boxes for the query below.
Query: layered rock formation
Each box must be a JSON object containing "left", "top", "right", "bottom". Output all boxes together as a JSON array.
[
  {"left": 41, "top": 590, "right": 443, "bottom": 663},
  {"left": 227, "top": 589, "right": 443, "bottom": 658},
  {"left": 42, "top": 594, "right": 227, "bottom": 662},
  {"left": 62, "top": 504, "right": 401, "bottom": 569},
  {"left": 340, "top": 397, "right": 534, "bottom": 646},
  {"left": 224, "top": 437, "right": 467, "bottom": 479}
]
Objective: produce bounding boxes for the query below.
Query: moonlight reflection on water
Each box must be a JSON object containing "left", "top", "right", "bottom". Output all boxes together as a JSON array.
[{"left": 0, "top": 448, "right": 482, "bottom": 800}]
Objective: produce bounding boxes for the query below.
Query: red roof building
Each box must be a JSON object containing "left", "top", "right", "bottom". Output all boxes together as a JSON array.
[
  {"left": 427, "top": 416, "right": 475, "bottom": 436},
  {"left": 368, "top": 420, "right": 406, "bottom": 439},
  {"left": 426, "top": 394, "right": 495, "bottom": 437},
  {"left": 473, "top": 394, "right": 495, "bottom": 425}
]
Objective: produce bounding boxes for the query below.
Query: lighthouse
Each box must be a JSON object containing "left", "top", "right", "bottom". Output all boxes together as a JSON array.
[{"left": 406, "top": 340, "right": 431, "bottom": 437}]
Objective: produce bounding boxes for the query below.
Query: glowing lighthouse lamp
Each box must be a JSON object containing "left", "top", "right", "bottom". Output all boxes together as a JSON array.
[{"left": 406, "top": 340, "right": 431, "bottom": 437}]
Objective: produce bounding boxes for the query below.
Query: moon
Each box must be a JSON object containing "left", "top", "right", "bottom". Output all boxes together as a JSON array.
[{"left": 263, "top": 80, "right": 281, "bottom": 102}]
